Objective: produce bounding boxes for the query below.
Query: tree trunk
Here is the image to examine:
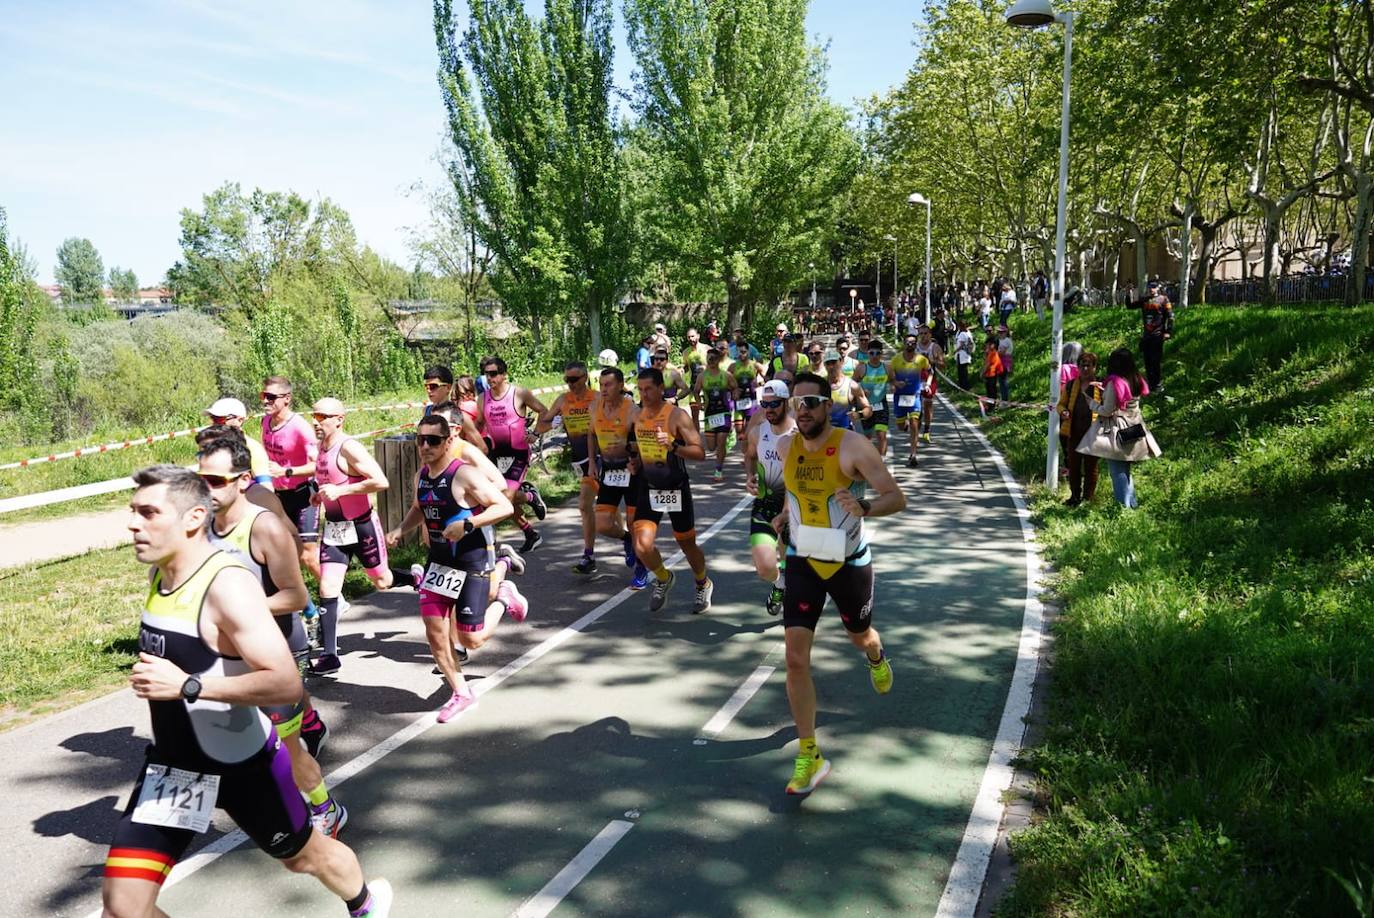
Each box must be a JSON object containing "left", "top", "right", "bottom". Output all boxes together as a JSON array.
[
  {"left": 1178, "top": 203, "right": 1196, "bottom": 309},
  {"left": 725, "top": 279, "right": 745, "bottom": 336},
  {"left": 1135, "top": 234, "right": 1148, "bottom": 290},
  {"left": 1193, "top": 224, "right": 1218, "bottom": 304},
  {"left": 1261, "top": 208, "right": 1280, "bottom": 304},
  {"left": 1348, "top": 170, "right": 1372, "bottom": 307},
  {"left": 588, "top": 297, "right": 603, "bottom": 355},
  {"left": 1105, "top": 249, "right": 1119, "bottom": 301}
]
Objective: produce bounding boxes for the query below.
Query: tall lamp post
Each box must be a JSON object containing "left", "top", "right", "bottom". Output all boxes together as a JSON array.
[
  {"left": 907, "top": 193, "right": 932, "bottom": 324},
  {"left": 809, "top": 261, "right": 816, "bottom": 310},
  {"left": 1006, "top": 0, "right": 1074, "bottom": 485}
]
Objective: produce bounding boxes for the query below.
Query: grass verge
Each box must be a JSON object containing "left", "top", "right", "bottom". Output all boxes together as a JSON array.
[{"left": 947, "top": 303, "right": 1374, "bottom": 916}]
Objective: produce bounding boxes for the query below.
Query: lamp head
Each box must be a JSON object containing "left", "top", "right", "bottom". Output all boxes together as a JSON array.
[
  {"left": 907, "top": 192, "right": 929, "bottom": 206},
  {"left": 1005, "top": 0, "right": 1057, "bottom": 27}
]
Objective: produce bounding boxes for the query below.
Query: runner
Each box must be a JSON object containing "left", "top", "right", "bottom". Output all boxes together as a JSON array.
[
  {"left": 630, "top": 366, "right": 713, "bottom": 614},
  {"left": 103, "top": 465, "right": 390, "bottom": 918},
  {"left": 691, "top": 345, "right": 739, "bottom": 482},
  {"left": 803, "top": 342, "right": 826, "bottom": 376},
  {"left": 384, "top": 414, "right": 528, "bottom": 721},
  {"left": 773, "top": 372, "right": 907, "bottom": 795},
  {"left": 198, "top": 433, "right": 343, "bottom": 834},
  {"left": 743, "top": 380, "right": 795, "bottom": 615},
  {"left": 308, "top": 398, "right": 392, "bottom": 676},
  {"left": 589, "top": 366, "right": 648, "bottom": 587},
  {"left": 891, "top": 334, "right": 933, "bottom": 468},
  {"left": 260, "top": 376, "right": 320, "bottom": 578},
  {"left": 730, "top": 343, "right": 766, "bottom": 447},
  {"left": 204, "top": 398, "right": 271, "bottom": 488},
  {"left": 824, "top": 349, "right": 871, "bottom": 431},
  {"left": 536, "top": 361, "right": 598, "bottom": 573},
  {"left": 681, "top": 327, "right": 710, "bottom": 427},
  {"left": 834, "top": 336, "right": 858, "bottom": 375},
  {"left": 854, "top": 339, "right": 894, "bottom": 458},
  {"left": 915, "top": 324, "right": 945, "bottom": 442},
  {"left": 767, "top": 332, "right": 804, "bottom": 380},
  {"left": 422, "top": 364, "right": 454, "bottom": 415},
  {"left": 476, "top": 356, "right": 549, "bottom": 554},
  {"left": 653, "top": 349, "right": 689, "bottom": 405}
]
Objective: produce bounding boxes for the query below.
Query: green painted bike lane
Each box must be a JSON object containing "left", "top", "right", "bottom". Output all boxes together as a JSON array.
[{"left": 151, "top": 414, "right": 1031, "bottom": 917}]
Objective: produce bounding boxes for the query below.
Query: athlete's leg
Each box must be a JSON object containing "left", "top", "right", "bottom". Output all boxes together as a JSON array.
[
  {"left": 633, "top": 520, "right": 665, "bottom": 574},
  {"left": 847, "top": 624, "right": 884, "bottom": 661},
  {"left": 424, "top": 613, "right": 466, "bottom": 696},
  {"left": 280, "top": 731, "right": 326, "bottom": 801},
  {"left": 578, "top": 480, "right": 596, "bottom": 553},
  {"left": 751, "top": 541, "right": 779, "bottom": 582},
  {"left": 784, "top": 626, "right": 818, "bottom": 739},
  {"left": 279, "top": 830, "right": 366, "bottom": 901},
  {"left": 675, "top": 533, "right": 706, "bottom": 580},
  {"left": 101, "top": 879, "right": 171, "bottom": 918}
]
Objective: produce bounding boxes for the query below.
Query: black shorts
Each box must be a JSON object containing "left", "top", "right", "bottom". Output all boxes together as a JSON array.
[
  {"left": 491, "top": 448, "right": 530, "bottom": 486},
  {"left": 419, "top": 549, "right": 494, "bottom": 632},
  {"left": 783, "top": 559, "right": 875, "bottom": 634},
  {"left": 863, "top": 409, "right": 890, "bottom": 433},
  {"left": 319, "top": 511, "right": 387, "bottom": 571},
  {"left": 595, "top": 463, "right": 637, "bottom": 512},
  {"left": 749, "top": 494, "right": 784, "bottom": 545},
  {"left": 702, "top": 404, "right": 732, "bottom": 434},
  {"left": 276, "top": 483, "right": 318, "bottom": 541},
  {"left": 104, "top": 737, "right": 311, "bottom": 882},
  {"left": 633, "top": 478, "right": 696, "bottom": 536},
  {"left": 265, "top": 613, "right": 307, "bottom": 736},
  {"left": 569, "top": 438, "right": 592, "bottom": 480}
]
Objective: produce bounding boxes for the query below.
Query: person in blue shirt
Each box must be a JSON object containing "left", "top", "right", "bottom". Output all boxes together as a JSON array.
[
  {"left": 728, "top": 328, "right": 761, "bottom": 362},
  {"left": 770, "top": 323, "right": 788, "bottom": 357},
  {"left": 635, "top": 335, "right": 655, "bottom": 370}
]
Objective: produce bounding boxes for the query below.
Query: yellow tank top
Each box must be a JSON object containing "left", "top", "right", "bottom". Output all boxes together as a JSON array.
[
  {"left": 634, "top": 401, "right": 686, "bottom": 487},
  {"left": 783, "top": 428, "right": 869, "bottom": 579},
  {"left": 562, "top": 388, "right": 595, "bottom": 436},
  {"left": 592, "top": 396, "right": 633, "bottom": 453}
]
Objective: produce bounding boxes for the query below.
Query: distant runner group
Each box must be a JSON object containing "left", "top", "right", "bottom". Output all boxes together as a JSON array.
[{"left": 101, "top": 320, "right": 931, "bottom": 916}]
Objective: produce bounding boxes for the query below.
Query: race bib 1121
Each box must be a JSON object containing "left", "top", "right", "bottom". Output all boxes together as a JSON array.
[{"left": 131, "top": 765, "right": 220, "bottom": 834}]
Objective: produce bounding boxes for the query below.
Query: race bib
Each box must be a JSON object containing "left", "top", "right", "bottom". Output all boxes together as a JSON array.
[
  {"left": 650, "top": 489, "right": 682, "bottom": 512},
  {"left": 495, "top": 456, "right": 516, "bottom": 474},
  {"left": 794, "top": 524, "right": 846, "bottom": 563},
  {"left": 132, "top": 764, "right": 220, "bottom": 834},
  {"left": 707, "top": 412, "right": 728, "bottom": 429},
  {"left": 602, "top": 468, "right": 630, "bottom": 488},
  {"left": 735, "top": 398, "right": 754, "bottom": 412},
  {"left": 897, "top": 394, "right": 917, "bottom": 408},
  {"left": 322, "top": 519, "right": 357, "bottom": 546},
  {"left": 421, "top": 562, "right": 468, "bottom": 599}
]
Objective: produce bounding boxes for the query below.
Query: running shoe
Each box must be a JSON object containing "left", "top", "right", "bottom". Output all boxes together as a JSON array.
[
  {"left": 922, "top": 430, "right": 932, "bottom": 443},
  {"left": 573, "top": 555, "right": 598, "bottom": 575},
  {"left": 521, "top": 528, "right": 543, "bottom": 554},
  {"left": 300, "top": 715, "right": 328, "bottom": 758},
  {"left": 360, "top": 879, "right": 393, "bottom": 918},
  {"left": 785, "top": 752, "right": 831, "bottom": 795},
  {"left": 409, "top": 563, "right": 425, "bottom": 590},
  {"left": 437, "top": 688, "right": 477, "bottom": 723},
  {"left": 310, "top": 799, "right": 348, "bottom": 838},
  {"left": 692, "top": 577, "right": 714, "bottom": 614},
  {"left": 622, "top": 533, "right": 637, "bottom": 568},
  {"left": 498, "top": 580, "right": 529, "bottom": 622},
  {"left": 521, "top": 482, "right": 548, "bottom": 520},
  {"left": 629, "top": 562, "right": 651, "bottom": 591},
  {"left": 712, "top": 468, "right": 724, "bottom": 482},
  {"left": 906, "top": 455, "right": 919, "bottom": 469},
  {"left": 498, "top": 543, "right": 527, "bottom": 575},
  {"left": 869, "top": 651, "right": 894, "bottom": 694},
  {"left": 649, "top": 570, "right": 675, "bottom": 611},
  {"left": 766, "top": 586, "right": 784, "bottom": 616},
  {"left": 309, "top": 653, "right": 342, "bottom": 676}
]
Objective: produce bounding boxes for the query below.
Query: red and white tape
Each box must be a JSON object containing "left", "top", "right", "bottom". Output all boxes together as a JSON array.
[{"left": 933, "top": 367, "right": 1055, "bottom": 416}]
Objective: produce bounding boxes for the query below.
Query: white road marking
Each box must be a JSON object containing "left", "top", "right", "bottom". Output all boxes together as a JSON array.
[
  {"left": 933, "top": 394, "right": 1048, "bottom": 918},
  {"left": 84, "top": 494, "right": 753, "bottom": 918},
  {"left": 693, "top": 661, "right": 777, "bottom": 744},
  {"left": 510, "top": 819, "right": 636, "bottom": 918}
]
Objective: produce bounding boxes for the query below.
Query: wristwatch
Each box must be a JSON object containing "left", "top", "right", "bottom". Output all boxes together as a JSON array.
[
  {"left": 463, "top": 519, "right": 475, "bottom": 534},
  {"left": 181, "top": 674, "right": 203, "bottom": 703},
  {"left": 856, "top": 498, "right": 873, "bottom": 517},
  {"left": 284, "top": 466, "right": 293, "bottom": 478}
]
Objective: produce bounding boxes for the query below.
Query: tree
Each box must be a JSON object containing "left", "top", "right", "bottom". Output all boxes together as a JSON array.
[
  {"left": 623, "top": 0, "right": 857, "bottom": 330},
  {"left": 109, "top": 266, "right": 139, "bottom": 301},
  {"left": 55, "top": 237, "right": 105, "bottom": 304},
  {"left": 0, "top": 209, "right": 42, "bottom": 413}
]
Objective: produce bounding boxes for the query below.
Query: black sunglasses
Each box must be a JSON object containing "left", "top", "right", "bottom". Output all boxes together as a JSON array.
[
  {"left": 424, "top": 381, "right": 448, "bottom": 391},
  {"left": 198, "top": 471, "right": 247, "bottom": 487},
  {"left": 416, "top": 434, "right": 447, "bottom": 447},
  {"left": 565, "top": 375, "right": 585, "bottom": 385},
  {"left": 260, "top": 391, "right": 288, "bottom": 401},
  {"left": 484, "top": 370, "right": 503, "bottom": 378},
  {"left": 808, "top": 350, "right": 822, "bottom": 357},
  {"left": 759, "top": 399, "right": 785, "bottom": 409}
]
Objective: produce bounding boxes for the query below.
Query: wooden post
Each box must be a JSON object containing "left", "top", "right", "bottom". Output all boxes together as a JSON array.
[{"left": 373, "top": 435, "right": 420, "bottom": 545}]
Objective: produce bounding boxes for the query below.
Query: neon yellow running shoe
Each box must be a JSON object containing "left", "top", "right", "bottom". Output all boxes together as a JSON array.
[
  {"left": 869, "top": 651, "right": 893, "bottom": 694},
  {"left": 785, "top": 752, "right": 831, "bottom": 795}
]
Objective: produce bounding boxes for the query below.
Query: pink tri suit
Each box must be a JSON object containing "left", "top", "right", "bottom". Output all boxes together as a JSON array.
[
  {"left": 262, "top": 412, "right": 320, "bottom": 539},
  {"left": 481, "top": 385, "right": 531, "bottom": 490},
  {"left": 314, "top": 436, "right": 388, "bottom": 577}
]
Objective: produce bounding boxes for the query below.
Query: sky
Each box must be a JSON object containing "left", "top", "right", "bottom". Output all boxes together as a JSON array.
[{"left": 0, "top": 0, "right": 920, "bottom": 287}]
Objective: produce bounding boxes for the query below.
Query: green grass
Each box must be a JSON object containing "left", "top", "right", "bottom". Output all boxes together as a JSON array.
[{"left": 951, "top": 304, "right": 1374, "bottom": 916}]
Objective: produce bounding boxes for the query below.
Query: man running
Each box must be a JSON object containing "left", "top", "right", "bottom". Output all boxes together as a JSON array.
[
  {"left": 854, "top": 339, "right": 894, "bottom": 458},
  {"left": 198, "top": 433, "right": 343, "bottom": 835},
  {"left": 589, "top": 366, "right": 648, "bottom": 588},
  {"left": 422, "top": 364, "right": 454, "bottom": 414},
  {"left": 824, "top": 349, "right": 871, "bottom": 431},
  {"left": 730, "top": 343, "right": 766, "bottom": 447},
  {"left": 653, "top": 349, "right": 689, "bottom": 405},
  {"left": 773, "top": 373, "right": 907, "bottom": 795},
  {"left": 537, "top": 361, "right": 598, "bottom": 572},
  {"left": 743, "top": 380, "right": 795, "bottom": 616},
  {"left": 261, "top": 376, "right": 320, "bottom": 577},
  {"left": 103, "top": 465, "right": 390, "bottom": 918},
  {"left": 631, "top": 367, "right": 713, "bottom": 613},
  {"left": 767, "top": 332, "right": 804, "bottom": 380},
  {"left": 205, "top": 398, "right": 272, "bottom": 488},
  {"left": 914, "top": 324, "right": 945, "bottom": 442},
  {"left": 692, "top": 345, "right": 738, "bottom": 482},
  {"left": 891, "top": 335, "right": 933, "bottom": 468},
  {"left": 385, "top": 414, "right": 527, "bottom": 721},
  {"left": 476, "top": 356, "right": 549, "bottom": 553},
  {"left": 309, "top": 398, "right": 392, "bottom": 675}
]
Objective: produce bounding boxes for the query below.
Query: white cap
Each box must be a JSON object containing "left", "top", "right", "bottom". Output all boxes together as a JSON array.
[
  {"left": 653, "top": 322, "right": 666, "bottom": 333},
  {"left": 598, "top": 348, "right": 619, "bottom": 366},
  {"left": 205, "top": 397, "right": 247, "bottom": 418},
  {"left": 761, "top": 380, "right": 789, "bottom": 400}
]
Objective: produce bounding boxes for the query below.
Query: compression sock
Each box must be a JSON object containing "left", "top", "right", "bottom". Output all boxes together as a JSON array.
[
  {"left": 516, "top": 516, "right": 532, "bottom": 531},
  {"left": 692, "top": 563, "right": 708, "bottom": 586},
  {"left": 583, "top": 547, "right": 594, "bottom": 559},
  {"left": 320, "top": 597, "right": 340, "bottom": 656},
  {"left": 799, "top": 736, "right": 819, "bottom": 758},
  {"left": 307, "top": 780, "right": 330, "bottom": 807},
  {"left": 653, "top": 565, "right": 671, "bottom": 582},
  {"left": 346, "top": 885, "right": 373, "bottom": 917},
  {"left": 389, "top": 567, "right": 416, "bottom": 588},
  {"left": 301, "top": 708, "right": 320, "bottom": 729}
]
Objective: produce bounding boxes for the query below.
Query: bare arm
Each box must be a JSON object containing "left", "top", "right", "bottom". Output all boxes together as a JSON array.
[
  {"left": 517, "top": 387, "right": 549, "bottom": 418},
  {"left": 838, "top": 432, "right": 906, "bottom": 518},
  {"left": 534, "top": 393, "right": 565, "bottom": 434},
  {"left": 744, "top": 423, "right": 761, "bottom": 496},
  {"left": 254, "top": 514, "right": 310, "bottom": 615},
  {"left": 442, "top": 468, "right": 514, "bottom": 539},
  {"left": 386, "top": 472, "right": 426, "bottom": 546},
  {"left": 667, "top": 406, "right": 705, "bottom": 461},
  {"left": 334, "top": 439, "right": 389, "bottom": 496}
]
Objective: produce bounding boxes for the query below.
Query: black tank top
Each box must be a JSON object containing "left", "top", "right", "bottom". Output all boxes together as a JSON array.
[{"left": 417, "top": 457, "right": 491, "bottom": 568}]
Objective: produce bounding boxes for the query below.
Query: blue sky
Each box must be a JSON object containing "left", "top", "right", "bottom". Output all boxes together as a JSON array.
[{"left": 0, "top": 1, "right": 920, "bottom": 286}]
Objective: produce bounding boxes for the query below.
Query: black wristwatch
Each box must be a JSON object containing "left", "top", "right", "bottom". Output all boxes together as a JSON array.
[
  {"left": 181, "top": 674, "right": 203, "bottom": 703},
  {"left": 856, "top": 498, "right": 872, "bottom": 517},
  {"left": 463, "top": 518, "right": 475, "bottom": 534},
  {"left": 284, "top": 466, "right": 293, "bottom": 478}
]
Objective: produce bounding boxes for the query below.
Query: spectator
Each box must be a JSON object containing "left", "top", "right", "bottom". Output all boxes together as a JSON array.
[
  {"left": 1129, "top": 279, "right": 1174, "bottom": 390},
  {"left": 998, "top": 282, "right": 1017, "bottom": 325},
  {"left": 996, "top": 324, "right": 1013, "bottom": 403},
  {"left": 635, "top": 335, "right": 656, "bottom": 369},
  {"left": 953, "top": 320, "right": 975, "bottom": 390},
  {"left": 982, "top": 334, "right": 1004, "bottom": 407},
  {"left": 651, "top": 322, "right": 671, "bottom": 355},
  {"left": 1032, "top": 269, "right": 1049, "bottom": 320},
  {"left": 1057, "top": 351, "right": 1101, "bottom": 506},
  {"left": 978, "top": 291, "right": 993, "bottom": 330},
  {"left": 1078, "top": 347, "right": 1161, "bottom": 508}
]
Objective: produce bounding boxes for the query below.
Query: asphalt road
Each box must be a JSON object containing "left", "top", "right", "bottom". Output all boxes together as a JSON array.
[{"left": 4, "top": 402, "right": 1031, "bottom": 918}]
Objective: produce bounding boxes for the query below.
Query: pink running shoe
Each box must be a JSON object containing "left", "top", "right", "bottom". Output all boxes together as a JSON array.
[
  {"left": 498, "top": 579, "right": 528, "bottom": 623},
  {"left": 437, "top": 688, "right": 476, "bottom": 723}
]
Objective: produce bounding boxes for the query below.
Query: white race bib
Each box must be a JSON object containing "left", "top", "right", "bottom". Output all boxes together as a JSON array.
[
  {"left": 421, "top": 562, "right": 469, "bottom": 599},
  {"left": 132, "top": 764, "right": 220, "bottom": 833},
  {"left": 794, "top": 524, "right": 846, "bottom": 563},
  {"left": 897, "top": 394, "right": 917, "bottom": 408},
  {"left": 735, "top": 398, "right": 754, "bottom": 411},
  {"left": 602, "top": 468, "right": 630, "bottom": 488},
  {"left": 650, "top": 489, "right": 682, "bottom": 512},
  {"left": 495, "top": 456, "right": 516, "bottom": 474},
  {"left": 322, "top": 519, "right": 358, "bottom": 546},
  {"left": 706, "top": 412, "right": 728, "bottom": 429}
]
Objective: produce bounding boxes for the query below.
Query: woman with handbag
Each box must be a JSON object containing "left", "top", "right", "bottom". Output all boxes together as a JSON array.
[
  {"left": 1057, "top": 350, "right": 1100, "bottom": 505},
  {"left": 1076, "top": 348, "right": 1161, "bottom": 508}
]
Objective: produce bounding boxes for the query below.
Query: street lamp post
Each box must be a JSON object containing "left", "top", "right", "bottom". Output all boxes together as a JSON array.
[
  {"left": 809, "top": 261, "right": 816, "bottom": 310},
  {"left": 1006, "top": 0, "right": 1074, "bottom": 486},
  {"left": 907, "top": 193, "right": 932, "bottom": 324}
]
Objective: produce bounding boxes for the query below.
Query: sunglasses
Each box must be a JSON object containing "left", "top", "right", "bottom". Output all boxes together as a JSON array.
[
  {"left": 260, "top": 391, "right": 288, "bottom": 401},
  {"left": 484, "top": 370, "right": 503, "bottom": 378},
  {"left": 565, "top": 375, "right": 585, "bottom": 384},
  {"left": 868, "top": 349, "right": 883, "bottom": 355},
  {"left": 198, "top": 471, "right": 247, "bottom": 487},
  {"left": 416, "top": 433, "right": 447, "bottom": 447},
  {"left": 651, "top": 357, "right": 667, "bottom": 364},
  {"left": 424, "top": 381, "right": 448, "bottom": 391},
  {"left": 760, "top": 399, "right": 785, "bottom": 409},
  {"left": 791, "top": 394, "right": 830, "bottom": 410},
  {"left": 808, "top": 350, "right": 822, "bottom": 357},
  {"left": 312, "top": 412, "right": 341, "bottom": 421}
]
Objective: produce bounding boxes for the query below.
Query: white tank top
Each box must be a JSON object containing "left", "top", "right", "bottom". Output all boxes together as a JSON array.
[{"left": 755, "top": 419, "right": 793, "bottom": 496}]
